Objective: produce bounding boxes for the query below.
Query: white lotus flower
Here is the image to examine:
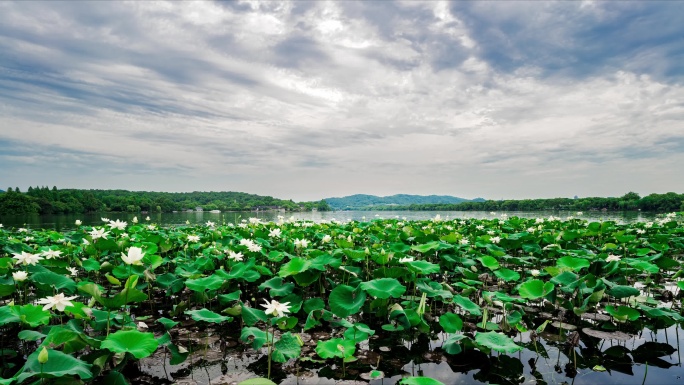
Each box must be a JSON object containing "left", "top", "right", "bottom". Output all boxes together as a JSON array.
[
  {"left": 399, "top": 257, "right": 414, "bottom": 263},
  {"left": 476, "top": 225, "right": 484, "bottom": 230},
  {"left": 530, "top": 269, "right": 540, "bottom": 277},
  {"left": 75, "top": 220, "right": 82, "bottom": 226},
  {"left": 322, "top": 234, "right": 332, "bottom": 243},
  {"left": 146, "top": 216, "right": 151, "bottom": 221},
  {"left": 206, "top": 221, "right": 215, "bottom": 228},
  {"left": 13, "top": 251, "right": 43, "bottom": 266},
  {"left": 227, "top": 250, "right": 244, "bottom": 261},
  {"left": 247, "top": 242, "right": 262, "bottom": 253},
  {"left": 37, "top": 293, "right": 78, "bottom": 312},
  {"left": 101, "top": 218, "right": 109, "bottom": 222},
  {"left": 147, "top": 225, "right": 157, "bottom": 231},
  {"left": 294, "top": 238, "right": 309, "bottom": 249},
  {"left": 132, "top": 216, "right": 138, "bottom": 224},
  {"left": 187, "top": 235, "right": 200, "bottom": 242},
  {"left": 18, "top": 228, "right": 28, "bottom": 233},
  {"left": 460, "top": 238, "right": 469, "bottom": 245},
  {"left": 42, "top": 249, "right": 62, "bottom": 259},
  {"left": 66, "top": 267, "right": 78, "bottom": 276},
  {"left": 491, "top": 236, "right": 501, "bottom": 244},
  {"left": 122, "top": 246, "right": 145, "bottom": 266},
  {"left": 269, "top": 228, "right": 282, "bottom": 238},
  {"left": 605, "top": 254, "right": 621, "bottom": 263},
  {"left": 89, "top": 228, "right": 110, "bottom": 240},
  {"left": 109, "top": 219, "right": 127, "bottom": 230},
  {"left": 12, "top": 271, "right": 28, "bottom": 282},
  {"left": 261, "top": 299, "right": 291, "bottom": 318}
]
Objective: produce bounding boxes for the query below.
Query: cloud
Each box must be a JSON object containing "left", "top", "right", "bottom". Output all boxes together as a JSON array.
[{"left": 0, "top": 0, "right": 683, "bottom": 201}]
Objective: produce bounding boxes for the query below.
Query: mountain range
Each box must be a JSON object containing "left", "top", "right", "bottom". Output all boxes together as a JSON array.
[{"left": 323, "top": 194, "right": 485, "bottom": 210}]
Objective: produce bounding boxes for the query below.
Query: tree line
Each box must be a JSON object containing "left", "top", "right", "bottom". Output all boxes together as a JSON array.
[
  {"left": 347, "top": 192, "right": 684, "bottom": 213},
  {"left": 0, "top": 186, "right": 331, "bottom": 215}
]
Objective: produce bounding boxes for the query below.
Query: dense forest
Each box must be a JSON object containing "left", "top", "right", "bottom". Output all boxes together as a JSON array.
[
  {"left": 0, "top": 187, "right": 331, "bottom": 215},
  {"left": 324, "top": 194, "right": 485, "bottom": 210},
  {"left": 364, "top": 192, "right": 684, "bottom": 213}
]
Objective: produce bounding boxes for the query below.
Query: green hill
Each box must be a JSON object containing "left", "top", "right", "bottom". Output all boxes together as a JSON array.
[{"left": 324, "top": 194, "right": 485, "bottom": 210}]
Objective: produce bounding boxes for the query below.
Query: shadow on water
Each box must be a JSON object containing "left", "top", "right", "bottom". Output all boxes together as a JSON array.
[{"left": 130, "top": 317, "right": 684, "bottom": 385}]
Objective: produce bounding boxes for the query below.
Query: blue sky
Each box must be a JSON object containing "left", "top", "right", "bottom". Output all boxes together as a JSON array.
[{"left": 1, "top": 1, "right": 683, "bottom": 201}]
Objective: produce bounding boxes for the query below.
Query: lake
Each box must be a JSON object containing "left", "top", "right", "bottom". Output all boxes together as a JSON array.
[{"left": 0, "top": 210, "right": 660, "bottom": 231}]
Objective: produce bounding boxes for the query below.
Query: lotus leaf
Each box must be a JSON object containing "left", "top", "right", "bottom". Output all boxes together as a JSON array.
[
  {"left": 186, "top": 308, "right": 233, "bottom": 324},
  {"left": 101, "top": 330, "right": 159, "bottom": 359},
  {"left": 328, "top": 285, "right": 366, "bottom": 318},
  {"left": 475, "top": 331, "right": 523, "bottom": 353},
  {"left": 360, "top": 278, "right": 406, "bottom": 299}
]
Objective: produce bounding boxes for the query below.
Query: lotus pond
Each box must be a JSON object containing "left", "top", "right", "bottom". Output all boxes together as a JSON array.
[{"left": 0, "top": 213, "right": 683, "bottom": 385}]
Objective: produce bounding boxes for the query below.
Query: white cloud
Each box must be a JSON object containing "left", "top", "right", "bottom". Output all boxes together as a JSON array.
[{"left": 0, "top": 1, "right": 682, "bottom": 201}]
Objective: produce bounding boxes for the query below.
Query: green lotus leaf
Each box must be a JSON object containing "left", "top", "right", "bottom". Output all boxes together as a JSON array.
[
  {"left": 360, "top": 278, "right": 406, "bottom": 299},
  {"left": 556, "top": 256, "right": 590, "bottom": 271},
  {"left": 101, "top": 330, "right": 159, "bottom": 359},
  {"left": 626, "top": 260, "right": 659, "bottom": 274},
  {"left": 218, "top": 289, "right": 242, "bottom": 305},
  {"left": 157, "top": 317, "right": 179, "bottom": 330},
  {"left": 493, "top": 268, "right": 520, "bottom": 282},
  {"left": 185, "top": 308, "right": 233, "bottom": 324},
  {"left": 439, "top": 312, "right": 463, "bottom": 333},
  {"left": 16, "top": 348, "right": 93, "bottom": 383},
  {"left": 442, "top": 334, "right": 467, "bottom": 355},
  {"left": 18, "top": 330, "right": 46, "bottom": 341},
  {"left": 240, "top": 327, "right": 270, "bottom": 350},
  {"left": 17, "top": 304, "right": 51, "bottom": 327},
  {"left": 241, "top": 305, "right": 268, "bottom": 326},
  {"left": 303, "top": 297, "right": 325, "bottom": 314},
  {"left": 605, "top": 305, "right": 640, "bottom": 321},
  {"left": 32, "top": 271, "right": 77, "bottom": 293},
  {"left": 475, "top": 331, "right": 523, "bottom": 354},
  {"left": 399, "top": 377, "right": 446, "bottom": 385},
  {"left": 453, "top": 295, "right": 481, "bottom": 316},
  {"left": 0, "top": 305, "right": 20, "bottom": 326},
  {"left": 258, "top": 277, "right": 295, "bottom": 297},
  {"left": 329, "top": 285, "right": 366, "bottom": 318},
  {"left": 477, "top": 255, "right": 500, "bottom": 270},
  {"left": 518, "top": 279, "right": 554, "bottom": 300},
  {"left": 278, "top": 257, "right": 312, "bottom": 277},
  {"left": 607, "top": 285, "right": 640, "bottom": 299},
  {"left": 410, "top": 242, "right": 441, "bottom": 254},
  {"left": 405, "top": 260, "right": 441, "bottom": 275},
  {"left": 185, "top": 274, "right": 225, "bottom": 292},
  {"left": 315, "top": 338, "right": 355, "bottom": 359},
  {"left": 237, "top": 378, "right": 277, "bottom": 385},
  {"left": 156, "top": 272, "right": 184, "bottom": 294},
  {"left": 271, "top": 332, "right": 302, "bottom": 363}
]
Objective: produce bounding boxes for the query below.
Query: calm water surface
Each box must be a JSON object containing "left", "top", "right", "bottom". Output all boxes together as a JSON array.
[{"left": 0, "top": 210, "right": 659, "bottom": 230}]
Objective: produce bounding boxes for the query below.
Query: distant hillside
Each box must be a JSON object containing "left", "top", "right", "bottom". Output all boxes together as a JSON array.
[{"left": 324, "top": 194, "right": 485, "bottom": 210}]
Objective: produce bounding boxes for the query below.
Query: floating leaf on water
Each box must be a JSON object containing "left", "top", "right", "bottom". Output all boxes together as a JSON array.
[
  {"left": 475, "top": 331, "right": 523, "bottom": 353},
  {"left": 550, "top": 321, "right": 577, "bottom": 331},
  {"left": 581, "top": 313, "right": 611, "bottom": 322},
  {"left": 237, "top": 378, "right": 277, "bottom": 385},
  {"left": 399, "top": 377, "right": 446, "bottom": 385},
  {"left": 360, "top": 370, "right": 385, "bottom": 380},
  {"left": 582, "top": 328, "right": 632, "bottom": 341}
]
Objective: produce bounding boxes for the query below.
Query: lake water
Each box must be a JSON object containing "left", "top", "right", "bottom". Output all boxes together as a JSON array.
[{"left": 0, "top": 210, "right": 660, "bottom": 230}]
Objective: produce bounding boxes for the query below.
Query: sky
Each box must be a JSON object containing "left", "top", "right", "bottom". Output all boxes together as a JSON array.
[{"left": 1, "top": 1, "right": 683, "bottom": 202}]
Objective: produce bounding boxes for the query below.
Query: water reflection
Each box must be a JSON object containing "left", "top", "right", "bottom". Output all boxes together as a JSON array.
[{"left": 0, "top": 210, "right": 660, "bottom": 230}]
